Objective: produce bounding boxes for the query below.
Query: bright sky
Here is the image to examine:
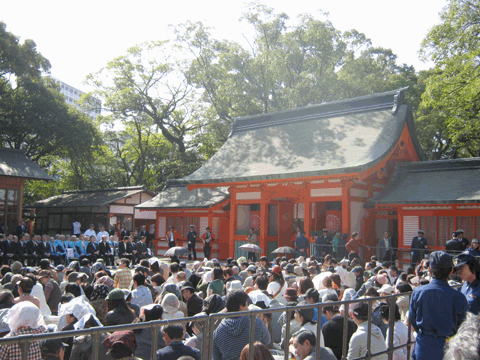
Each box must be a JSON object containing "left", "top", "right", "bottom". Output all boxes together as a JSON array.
[{"left": 2, "top": 0, "right": 447, "bottom": 92}]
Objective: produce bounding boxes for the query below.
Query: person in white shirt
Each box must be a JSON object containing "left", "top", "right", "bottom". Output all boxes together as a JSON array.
[
  {"left": 72, "top": 220, "right": 81, "bottom": 236},
  {"left": 380, "top": 303, "right": 408, "bottom": 360},
  {"left": 348, "top": 303, "right": 387, "bottom": 360},
  {"left": 96, "top": 225, "right": 109, "bottom": 243},
  {"left": 84, "top": 224, "right": 96, "bottom": 239}
]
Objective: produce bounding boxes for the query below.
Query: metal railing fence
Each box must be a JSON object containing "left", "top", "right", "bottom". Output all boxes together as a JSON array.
[{"left": 0, "top": 292, "right": 417, "bottom": 360}]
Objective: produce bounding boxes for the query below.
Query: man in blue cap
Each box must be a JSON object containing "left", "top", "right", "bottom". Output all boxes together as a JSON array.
[
  {"left": 454, "top": 253, "right": 480, "bottom": 314},
  {"left": 409, "top": 251, "right": 468, "bottom": 360}
]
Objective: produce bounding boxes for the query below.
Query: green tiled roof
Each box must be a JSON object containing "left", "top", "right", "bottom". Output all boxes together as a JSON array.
[
  {"left": 174, "top": 88, "right": 423, "bottom": 185},
  {"left": 136, "top": 184, "right": 229, "bottom": 209},
  {"left": 367, "top": 158, "right": 480, "bottom": 205},
  {"left": 28, "top": 186, "right": 154, "bottom": 208},
  {"left": 0, "top": 148, "right": 51, "bottom": 181}
]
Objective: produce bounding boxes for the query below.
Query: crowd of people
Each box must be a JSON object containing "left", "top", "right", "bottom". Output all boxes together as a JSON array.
[{"left": 0, "top": 229, "right": 477, "bottom": 360}]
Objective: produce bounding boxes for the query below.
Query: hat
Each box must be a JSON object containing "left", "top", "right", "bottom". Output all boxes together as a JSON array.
[
  {"left": 272, "top": 265, "right": 282, "bottom": 276},
  {"left": 473, "top": 238, "right": 479, "bottom": 243},
  {"left": 55, "top": 265, "right": 65, "bottom": 271},
  {"left": 453, "top": 253, "right": 477, "bottom": 268},
  {"left": 284, "top": 288, "right": 298, "bottom": 299},
  {"left": 456, "top": 229, "right": 464, "bottom": 234},
  {"left": 180, "top": 282, "right": 195, "bottom": 292},
  {"left": 106, "top": 289, "right": 126, "bottom": 300},
  {"left": 41, "top": 339, "right": 68, "bottom": 354},
  {"left": 226, "top": 280, "right": 244, "bottom": 293},
  {"left": 67, "top": 272, "right": 87, "bottom": 283},
  {"left": 39, "top": 270, "right": 51, "bottom": 278},
  {"left": 352, "top": 302, "right": 369, "bottom": 318},
  {"left": 247, "top": 265, "right": 257, "bottom": 272},
  {"left": 322, "top": 228, "right": 329, "bottom": 233},
  {"left": 293, "top": 266, "right": 303, "bottom": 276},
  {"left": 379, "top": 284, "right": 394, "bottom": 295},
  {"left": 11, "top": 261, "right": 22, "bottom": 272},
  {"left": 190, "top": 224, "right": 195, "bottom": 228},
  {"left": 285, "top": 264, "right": 295, "bottom": 274},
  {"left": 430, "top": 251, "right": 453, "bottom": 269},
  {"left": 295, "top": 301, "right": 315, "bottom": 322},
  {"left": 102, "top": 331, "right": 137, "bottom": 355},
  {"left": 249, "top": 291, "right": 271, "bottom": 308},
  {"left": 417, "top": 230, "right": 424, "bottom": 234},
  {"left": 340, "top": 258, "right": 349, "bottom": 266},
  {"left": 300, "top": 262, "right": 308, "bottom": 270}
]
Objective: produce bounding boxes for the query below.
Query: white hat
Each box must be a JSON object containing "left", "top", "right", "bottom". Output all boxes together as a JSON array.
[
  {"left": 249, "top": 291, "right": 272, "bottom": 308},
  {"left": 379, "top": 284, "right": 394, "bottom": 295},
  {"left": 226, "top": 280, "right": 244, "bottom": 293},
  {"left": 339, "top": 258, "right": 349, "bottom": 266}
]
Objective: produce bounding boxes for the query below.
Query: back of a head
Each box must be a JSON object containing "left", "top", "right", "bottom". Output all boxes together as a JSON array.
[
  {"left": 396, "top": 283, "right": 413, "bottom": 294},
  {"left": 64, "top": 283, "right": 82, "bottom": 298},
  {"left": 444, "top": 312, "right": 480, "bottom": 360},
  {"left": 170, "top": 263, "right": 180, "bottom": 273},
  {"left": 213, "top": 267, "right": 223, "bottom": 281},
  {"left": 255, "top": 275, "right": 269, "bottom": 291},
  {"left": 144, "top": 305, "right": 164, "bottom": 322},
  {"left": 162, "top": 323, "right": 184, "bottom": 340},
  {"left": 240, "top": 341, "right": 275, "bottom": 360},
  {"left": 226, "top": 290, "right": 249, "bottom": 312},
  {"left": 19, "top": 278, "right": 34, "bottom": 294},
  {"left": 133, "top": 273, "right": 145, "bottom": 286},
  {"left": 0, "top": 290, "right": 13, "bottom": 304}
]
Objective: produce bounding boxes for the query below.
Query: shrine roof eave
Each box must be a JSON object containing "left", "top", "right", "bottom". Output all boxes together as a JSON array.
[{"left": 173, "top": 88, "right": 424, "bottom": 187}]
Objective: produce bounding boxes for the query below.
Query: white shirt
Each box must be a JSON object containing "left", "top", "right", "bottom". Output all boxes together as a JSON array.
[
  {"left": 72, "top": 222, "right": 81, "bottom": 234},
  {"left": 312, "top": 271, "right": 332, "bottom": 290},
  {"left": 31, "top": 283, "right": 51, "bottom": 316},
  {"left": 96, "top": 231, "right": 109, "bottom": 242},
  {"left": 267, "top": 281, "right": 287, "bottom": 305},
  {"left": 348, "top": 322, "right": 387, "bottom": 360},
  {"left": 386, "top": 321, "right": 408, "bottom": 360},
  {"left": 84, "top": 229, "right": 96, "bottom": 239}
]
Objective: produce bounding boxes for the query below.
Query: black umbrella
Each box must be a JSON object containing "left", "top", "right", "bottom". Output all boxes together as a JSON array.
[
  {"left": 272, "top": 246, "right": 297, "bottom": 255},
  {"left": 164, "top": 246, "right": 191, "bottom": 257}
]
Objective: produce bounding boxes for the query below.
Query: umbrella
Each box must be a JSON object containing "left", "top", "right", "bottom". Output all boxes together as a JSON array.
[
  {"left": 164, "top": 246, "right": 191, "bottom": 257},
  {"left": 239, "top": 244, "right": 263, "bottom": 253},
  {"left": 272, "top": 246, "right": 298, "bottom": 255}
]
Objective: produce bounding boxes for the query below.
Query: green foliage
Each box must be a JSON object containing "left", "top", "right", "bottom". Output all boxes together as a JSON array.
[{"left": 418, "top": 0, "right": 480, "bottom": 159}]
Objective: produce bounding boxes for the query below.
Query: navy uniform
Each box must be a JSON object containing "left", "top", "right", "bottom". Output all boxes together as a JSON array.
[
  {"left": 453, "top": 253, "right": 480, "bottom": 315},
  {"left": 411, "top": 231, "right": 428, "bottom": 264},
  {"left": 409, "top": 251, "right": 468, "bottom": 360}
]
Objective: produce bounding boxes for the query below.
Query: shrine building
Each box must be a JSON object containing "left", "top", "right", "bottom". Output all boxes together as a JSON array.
[{"left": 138, "top": 88, "right": 426, "bottom": 260}]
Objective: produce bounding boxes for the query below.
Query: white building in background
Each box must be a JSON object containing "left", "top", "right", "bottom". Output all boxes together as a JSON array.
[{"left": 50, "top": 77, "right": 101, "bottom": 120}]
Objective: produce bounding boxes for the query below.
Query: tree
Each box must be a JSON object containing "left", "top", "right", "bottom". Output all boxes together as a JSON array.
[{"left": 418, "top": 0, "right": 480, "bottom": 159}]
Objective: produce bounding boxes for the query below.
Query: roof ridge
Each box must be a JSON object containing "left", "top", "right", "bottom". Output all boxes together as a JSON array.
[{"left": 62, "top": 185, "right": 146, "bottom": 194}]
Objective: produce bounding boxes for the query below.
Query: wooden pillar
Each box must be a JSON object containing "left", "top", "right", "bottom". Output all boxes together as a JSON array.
[
  {"left": 303, "top": 197, "right": 311, "bottom": 257},
  {"left": 260, "top": 201, "right": 268, "bottom": 256},
  {"left": 208, "top": 211, "right": 213, "bottom": 230},
  {"left": 342, "top": 184, "right": 350, "bottom": 236},
  {"left": 229, "top": 189, "right": 237, "bottom": 259}
]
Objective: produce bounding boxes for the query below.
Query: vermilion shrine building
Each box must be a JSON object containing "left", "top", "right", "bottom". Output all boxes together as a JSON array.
[{"left": 139, "top": 88, "right": 429, "bottom": 260}]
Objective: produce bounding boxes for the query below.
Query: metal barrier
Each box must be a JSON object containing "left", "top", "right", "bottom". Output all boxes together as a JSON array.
[{"left": 0, "top": 292, "right": 416, "bottom": 360}]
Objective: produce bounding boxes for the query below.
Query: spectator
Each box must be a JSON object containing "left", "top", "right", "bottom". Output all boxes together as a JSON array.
[
  {"left": 207, "top": 268, "right": 224, "bottom": 297},
  {"left": 38, "top": 270, "right": 61, "bottom": 315},
  {"left": 161, "top": 293, "right": 184, "bottom": 320},
  {"left": 348, "top": 302, "right": 387, "bottom": 360},
  {"left": 105, "top": 289, "right": 135, "bottom": 326},
  {"left": 181, "top": 282, "right": 203, "bottom": 317},
  {"left": 453, "top": 253, "right": 480, "bottom": 314},
  {"left": 379, "top": 303, "right": 408, "bottom": 360},
  {"left": 131, "top": 273, "right": 153, "bottom": 308},
  {"left": 395, "top": 283, "right": 412, "bottom": 322},
  {"left": 240, "top": 342, "right": 274, "bottom": 360},
  {"left": 322, "top": 300, "right": 357, "bottom": 360},
  {"left": 292, "top": 330, "right": 336, "bottom": 360},
  {"left": 156, "top": 324, "right": 201, "bottom": 360},
  {"left": 293, "top": 301, "right": 324, "bottom": 346},
  {"left": 113, "top": 259, "right": 133, "bottom": 289},
  {"left": 212, "top": 290, "right": 270, "bottom": 360},
  {"left": 102, "top": 331, "right": 140, "bottom": 360},
  {"left": 69, "top": 314, "right": 110, "bottom": 360},
  {"left": 134, "top": 304, "right": 166, "bottom": 360},
  {"left": 267, "top": 266, "right": 287, "bottom": 304},
  {"left": 0, "top": 302, "right": 47, "bottom": 360},
  {"left": 444, "top": 312, "right": 480, "bottom": 359},
  {"left": 40, "top": 339, "right": 67, "bottom": 360}
]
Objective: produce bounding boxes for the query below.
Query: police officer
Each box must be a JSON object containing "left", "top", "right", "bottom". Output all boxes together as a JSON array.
[
  {"left": 467, "top": 238, "right": 480, "bottom": 257},
  {"left": 454, "top": 253, "right": 480, "bottom": 315},
  {"left": 409, "top": 251, "right": 468, "bottom": 360},
  {"left": 411, "top": 230, "right": 428, "bottom": 265},
  {"left": 457, "top": 229, "right": 470, "bottom": 250},
  {"left": 446, "top": 231, "right": 464, "bottom": 255}
]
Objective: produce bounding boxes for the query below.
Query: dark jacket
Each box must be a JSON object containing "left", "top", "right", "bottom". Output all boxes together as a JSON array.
[
  {"left": 106, "top": 306, "right": 135, "bottom": 326},
  {"left": 186, "top": 294, "right": 203, "bottom": 317},
  {"left": 135, "top": 326, "right": 166, "bottom": 360},
  {"left": 98, "top": 241, "right": 112, "bottom": 256},
  {"left": 118, "top": 241, "right": 133, "bottom": 258},
  {"left": 26, "top": 239, "right": 37, "bottom": 255},
  {"left": 86, "top": 242, "right": 98, "bottom": 256},
  {"left": 156, "top": 340, "right": 201, "bottom": 360}
]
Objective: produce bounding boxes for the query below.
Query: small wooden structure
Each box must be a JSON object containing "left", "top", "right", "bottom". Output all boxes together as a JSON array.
[
  {"left": 0, "top": 148, "right": 52, "bottom": 234},
  {"left": 28, "top": 186, "right": 156, "bottom": 237}
]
